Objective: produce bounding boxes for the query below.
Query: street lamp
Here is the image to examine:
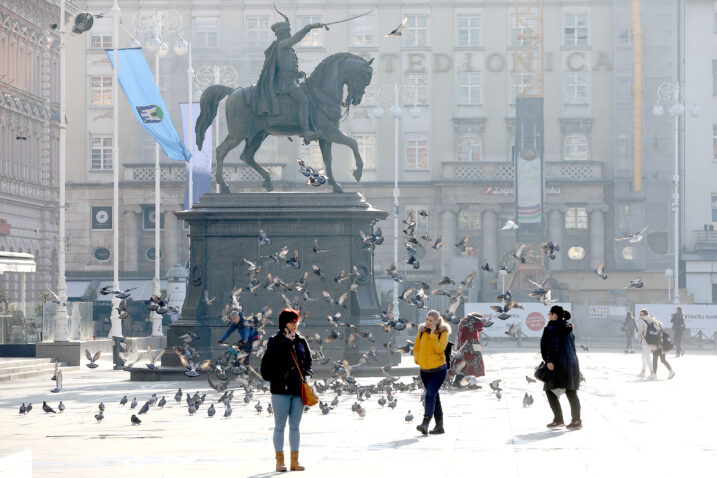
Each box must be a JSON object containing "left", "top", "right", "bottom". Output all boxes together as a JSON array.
[
  {"left": 372, "top": 84, "right": 421, "bottom": 317},
  {"left": 652, "top": 82, "right": 700, "bottom": 305}
]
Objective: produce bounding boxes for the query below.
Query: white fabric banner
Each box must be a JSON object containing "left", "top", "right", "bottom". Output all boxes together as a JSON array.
[
  {"left": 464, "top": 302, "right": 571, "bottom": 338},
  {"left": 634, "top": 304, "right": 717, "bottom": 335}
]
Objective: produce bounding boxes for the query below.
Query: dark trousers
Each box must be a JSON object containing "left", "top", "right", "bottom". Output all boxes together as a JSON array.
[
  {"left": 420, "top": 366, "right": 447, "bottom": 420},
  {"left": 625, "top": 333, "right": 634, "bottom": 351},
  {"left": 653, "top": 350, "right": 672, "bottom": 373},
  {"left": 673, "top": 330, "right": 683, "bottom": 356},
  {"left": 546, "top": 389, "right": 581, "bottom": 422}
]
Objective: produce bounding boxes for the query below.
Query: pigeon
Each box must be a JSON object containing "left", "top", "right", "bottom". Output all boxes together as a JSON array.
[
  {"left": 113, "top": 286, "right": 138, "bottom": 299},
  {"left": 578, "top": 344, "right": 589, "bottom": 352},
  {"left": 489, "top": 379, "right": 502, "bottom": 392},
  {"left": 188, "top": 404, "right": 196, "bottom": 415},
  {"left": 50, "top": 369, "right": 62, "bottom": 393},
  {"left": 46, "top": 288, "right": 67, "bottom": 306},
  {"left": 157, "top": 396, "right": 166, "bottom": 408},
  {"left": 595, "top": 261, "right": 608, "bottom": 280},
  {"left": 208, "top": 404, "right": 216, "bottom": 417},
  {"left": 404, "top": 410, "right": 414, "bottom": 423},
  {"left": 255, "top": 401, "right": 263, "bottom": 414},
  {"left": 313, "top": 238, "right": 328, "bottom": 254},
  {"left": 58, "top": 401, "right": 65, "bottom": 412},
  {"left": 98, "top": 402, "right": 105, "bottom": 412},
  {"left": 385, "top": 17, "right": 408, "bottom": 37},
  {"left": 432, "top": 236, "right": 445, "bottom": 250},
  {"left": 387, "top": 399, "right": 397, "bottom": 409},
  {"left": 130, "top": 397, "right": 138, "bottom": 409},
  {"left": 286, "top": 250, "right": 301, "bottom": 269},
  {"left": 496, "top": 390, "right": 502, "bottom": 400},
  {"left": 95, "top": 411, "right": 104, "bottom": 423},
  {"left": 455, "top": 236, "right": 469, "bottom": 253},
  {"left": 525, "top": 375, "right": 536, "bottom": 384},
  {"left": 501, "top": 219, "right": 519, "bottom": 230},
  {"left": 542, "top": 241, "right": 560, "bottom": 260},
  {"left": 523, "top": 393, "right": 534, "bottom": 407},
  {"left": 461, "top": 272, "right": 477, "bottom": 288},
  {"left": 259, "top": 229, "right": 272, "bottom": 246},
  {"left": 377, "top": 396, "right": 386, "bottom": 407},
  {"left": 505, "top": 323, "right": 518, "bottom": 338},
  {"left": 267, "top": 403, "right": 273, "bottom": 415},
  {"left": 355, "top": 404, "right": 366, "bottom": 419},
  {"left": 145, "top": 345, "right": 165, "bottom": 370},
  {"left": 131, "top": 414, "right": 141, "bottom": 425},
  {"left": 42, "top": 401, "right": 56, "bottom": 413},
  {"left": 85, "top": 349, "right": 101, "bottom": 368},
  {"left": 138, "top": 402, "right": 150, "bottom": 415},
  {"left": 616, "top": 226, "right": 649, "bottom": 243},
  {"left": 119, "top": 395, "right": 128, "bottom": 406},
  {"left": 224, "top": 404, "right": 233, "bottom": 418},
  {"left": 174, "top": 388, "right": 182, "bottom": 403},
  {"left": 25, "top": 403, "right": 32, "bottom": 413},
  {"left": 626, "top": 278, "right": 644, "bottom": 289},
  {"left": 481, "top": 260, "right": 494, "bottom": 273},
  {"left": 513, "top": 244, "right": 528, "bottom": 264}
]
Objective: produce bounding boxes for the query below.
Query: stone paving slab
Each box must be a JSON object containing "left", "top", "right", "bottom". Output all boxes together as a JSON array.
[{"left": 0, "top": 348, "right": 715, "bottom": 477}]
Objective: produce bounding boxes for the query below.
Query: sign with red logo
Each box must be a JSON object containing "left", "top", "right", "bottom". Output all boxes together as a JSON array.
[{"left": 525, "top": 311, "right": 546, "bottom": 331}]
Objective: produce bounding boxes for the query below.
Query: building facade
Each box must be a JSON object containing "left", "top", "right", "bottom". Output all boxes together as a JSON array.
[
  {"left": 0, "top": 0, "right": 70, "bottom": 305},
  {"left": 62, "top": 0, "right": 697, "bottom": 316}
]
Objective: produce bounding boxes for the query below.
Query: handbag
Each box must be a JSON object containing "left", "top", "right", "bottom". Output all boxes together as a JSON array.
[
  {"left": 534, "top": 361, "right": 550, "bottom": 382},
  {"left": 289, "top": 347, "right": 319, "bottom": 407}
]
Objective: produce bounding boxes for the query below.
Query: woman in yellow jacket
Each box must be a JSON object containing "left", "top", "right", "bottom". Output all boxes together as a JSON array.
[{"left": 413, "top": 309, "right": 451, "bottom": 435}]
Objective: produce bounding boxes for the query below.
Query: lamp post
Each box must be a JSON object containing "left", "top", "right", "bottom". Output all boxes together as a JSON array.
[
  {"left": 652, "top": 82, "right": 700, "bottom": 305},
  {"left": 372, "top": 85, "right": 421, "bottom": 317},
  {"left": 138, "top": 9, "right": 187, "bottom": 335},
  {"left": 108, "top": 0, "right": 122, "bottom": 338}
]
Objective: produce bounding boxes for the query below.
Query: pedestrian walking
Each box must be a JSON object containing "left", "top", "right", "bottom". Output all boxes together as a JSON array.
[
  {"left": 451, "top": 312, "right": 486, "bottom": 386},
  {"left": 260, "top": 308, "right": 312, "bottom": 472},
  {"left": 541, "top": 305, "right": 582, "bottom": 430},
  {"left": 636, "top": 309, "right": 657, "bottom": 380},
  {"left": 623, "top": 311, "right": 637, "bottom": 354},
  {"left": 670, "top": 306, "right": 686, "bottom": 357},
  {"left": 651, "top": 318, "right": 676, "bottom": 380},
  {"left": 413, "top": 310, "right": 450, "bottom": 435}
]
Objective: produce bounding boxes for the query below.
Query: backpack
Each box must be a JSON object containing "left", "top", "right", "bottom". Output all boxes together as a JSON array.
[
  {"left": 421, "top": 330, "right": 454, "bottom": 369},
  {"left": 641, "top": 318, "right": 660, "bottom": 345},
  {"left": 660, "top": 331, "right": 674, "bottom": 351}
]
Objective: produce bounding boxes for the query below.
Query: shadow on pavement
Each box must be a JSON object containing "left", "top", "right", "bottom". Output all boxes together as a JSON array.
[
  {"left": 368, "top": 437, "right": 420, "bottom": 449},
  {"left": 510, "top": 430, "right": 566, "bottom": 444}
]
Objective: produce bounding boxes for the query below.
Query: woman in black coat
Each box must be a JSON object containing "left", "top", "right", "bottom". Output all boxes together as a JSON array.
[
  {"left": 260, "top": 309, "right": 312, "bottom": 472},
  {"left": 540, "top": 305, "right": 582, "bottom": 429}
]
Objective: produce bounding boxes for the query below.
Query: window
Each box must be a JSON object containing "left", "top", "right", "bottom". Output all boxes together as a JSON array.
[
  {"left": 404, "top": 72, "right": 428, "bottom": 105},
  {"left": 354, "top": 135, "right": 376, "bottom": 169},
  {"left": 457, "top": 71, "right": 480, "bottom": 105},
  {"left": 90, "top": 136, "right": 112, "bottom": 170},
  {"left": 300, "top": 142, "right": 322, "bottom": 169},
  {"left": 714, "top": 125, "right": 717, "bottom": 161},
  {"left": 194, "top": 17, "right": 218, "bottom": 49},
  {"left": 90, "top": 76, "right": 112, "bottom": 106},
  {"left": 564, "top": 134, "right": 588, "bottom": 161},
  {"left": 298, "top": 15, "right": 323, "bottom": 47},
  {"left": 713, "top": 10, "right": 717, "bottom": 33},
  {"left": 564, "top": 71, "right": 588, "bottom": 105},
  {"left": 403, "top": 15, "right": 428, "bottom": 48},
  {"left": 509, "top": 13, "right": 536, "bottom": 47},
  {"left": 351, "top": 14, "right": 376, "bottom": 47},
  {"left": 564, "top": 14, "right": 588, "bottom": 46},
  {"left": 509, "top": 72, "right": 531, "bottom": 104},
  {"left": 457, "top": 15, "right": 480, "bottom": 47},
  {"left": 405, "top": 133, "right": 429, "bottom": 170},
  {"left": 565, "top": 207, "right": 588, "bottom": 229},
  {"left": 458, "top": 209, "right": 481, "bottom": 230},
  {"left": 90, "top": 33, "right": 112, "bottom": 49},
  {"left": 457, "top": 135, "right": 481, "bottom": 162},
  {"left": 712, "top": 194, "right": 717, "bottom": 222},
  {"left": 247, "top": 16, "right": 270, "bottom": 47}
]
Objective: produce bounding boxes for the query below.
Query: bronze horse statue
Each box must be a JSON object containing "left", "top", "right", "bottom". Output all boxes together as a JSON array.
[{"left": 195, "top": 53, "right": 374, "bottom": 193}]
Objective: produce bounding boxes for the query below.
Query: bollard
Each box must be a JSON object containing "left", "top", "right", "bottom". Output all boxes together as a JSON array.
[{"left": 112, "top": 336, "right": 126, "bottom": 370}]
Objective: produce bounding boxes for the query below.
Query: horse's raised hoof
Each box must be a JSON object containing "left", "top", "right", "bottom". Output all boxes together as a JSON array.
[
  {"left": 352, "top": 168, "right": 363, "bottom": 182},
  {"left": 262, "top": 179, "right": 274, "bottom": 192}
]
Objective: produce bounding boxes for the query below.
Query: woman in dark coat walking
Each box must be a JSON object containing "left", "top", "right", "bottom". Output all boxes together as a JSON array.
[
  {"left": 540, "top": 305, "right": 582, "bottom": 430},
  {"left": 260, "top": 308, "right": 312, "bottom": 472},
  {"left": 670, "top": 306, "right": 685, "bottom": 357}
]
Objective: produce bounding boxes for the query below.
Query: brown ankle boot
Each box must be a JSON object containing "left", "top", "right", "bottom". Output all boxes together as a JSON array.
[
  {"left": 290, "top": 451, "right": 305, "bottom": 471},
  {"left": 275, "top": 451, "right": 287, "bottom": 472}
]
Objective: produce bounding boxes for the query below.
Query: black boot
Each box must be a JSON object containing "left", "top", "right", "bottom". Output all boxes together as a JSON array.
[
  {"left": 429, "top": 418, "right": 445, "bottom": 434},
  {"left": 416, "top": 416, "right": 431, "bottom": 435}
]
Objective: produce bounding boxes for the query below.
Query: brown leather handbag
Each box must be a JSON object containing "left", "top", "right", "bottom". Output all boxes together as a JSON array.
[{"left": 290, "top": 348, "right": 319, "bottom": 407}]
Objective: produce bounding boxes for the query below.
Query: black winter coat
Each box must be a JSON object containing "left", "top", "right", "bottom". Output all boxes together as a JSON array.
[
  {"left": 540, "top": 319, "right": 580, "bottom": 391},
  {"left": 260, "top": 332, "right": 312, "bottom": 396}
]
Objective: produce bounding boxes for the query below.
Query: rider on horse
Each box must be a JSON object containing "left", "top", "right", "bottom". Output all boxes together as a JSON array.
[{"left": 251, "top": 14, "right": 325, "bottom": 142}]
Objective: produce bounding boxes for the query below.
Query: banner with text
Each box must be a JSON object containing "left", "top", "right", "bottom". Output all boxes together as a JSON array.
[
  {"left": 464, "top": 302, "right": 571, "bottom": 338},
  {"left": 635, "top": 304, "right": 717, "bottom": 335}
]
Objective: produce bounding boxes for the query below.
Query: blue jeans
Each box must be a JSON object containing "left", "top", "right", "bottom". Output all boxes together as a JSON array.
[
  {"left": 420, "top": 365, "right": 447, "bottom": 420},
  {"left": 271, "top": 394, "right": 304, "bottom": 452}
]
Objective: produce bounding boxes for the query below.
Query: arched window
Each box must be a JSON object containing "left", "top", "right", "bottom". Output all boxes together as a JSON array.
[
  {"left": 564, "top": 134, "right": 588, "bottom": 161},
  {"left": 457, "top": 135, "right": 481, "bottom": 162}
]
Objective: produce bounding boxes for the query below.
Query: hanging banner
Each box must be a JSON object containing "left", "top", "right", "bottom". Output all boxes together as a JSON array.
[
  {"left": 106, "top": 48, "right": 191, "bottom": 162},
  {"left": 464, "top": 302, "right": 571, "bottom": 338},
  {"left": 514, "top": 97, "right": 544, "bottom": 243},
  {"left": 179, "top": 102, "right": 212, "bottom": 209}
]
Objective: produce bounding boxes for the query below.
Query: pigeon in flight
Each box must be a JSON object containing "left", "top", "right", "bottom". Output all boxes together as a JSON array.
[
  {"left": 501, "top": 219, "right": 519, "bottom": 230},
  {"left": 385, "top": 17, "right": 408, "bottom": 37},
  {"left": 542, "top": 241, "right": 560, "bottom": 260},
  {"left": 113, "top": 286, "right": 138, "bottom": 300},
  {"left": 259, "top": 229, "right": 272, "bottom": 246},
  {"left": 46, "top": 288, "right": 67, "bottom": 306},
  {"left": 595, "top": 261, "right": 608, "bottom": 280},
  {"left": 481, "top": 260, "right": 493, "bottom": 273},
  {"left": 616, "top": 226, "right": 649, "bottom": 243},
  {"left": 626, "top": 278, "right": 644, "bottom": 289},
  {"left": 513, "top": 244, "right": 528, "bottom": 264},
  {"left": 145, "top": 345, "right": 165, "bottom": 371},
  {"left": 313, "top": 238, "right": 328, "bottom": 254},
  {"left": 85, "top": 349, "right": 101, "bottom": 369},
  {"left": 525, "top": 375, "right": 536, "bottom": 384}
]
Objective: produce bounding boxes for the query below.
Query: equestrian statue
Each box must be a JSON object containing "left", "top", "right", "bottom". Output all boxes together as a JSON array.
[{"left": 195, "top": 8, "right": 374, "bottom": 193}]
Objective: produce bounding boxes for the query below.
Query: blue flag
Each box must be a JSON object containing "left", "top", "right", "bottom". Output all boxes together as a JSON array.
[
  {"left": 180, "top": 102, "right": 212, "bottom": 208},
  {"left": 106, "top": 48, "right": 191, "bottom": 162}
]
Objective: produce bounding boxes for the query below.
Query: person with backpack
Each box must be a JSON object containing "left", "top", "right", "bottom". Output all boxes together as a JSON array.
[
  {"left": 413, "top": 309, "right": 451, "bottom": 436},
  {"left": 636, "top": 309, "right": 658, "bottom": 379},
  {"left": 651, "top": 318, "right": 676, "bottom": 380},
  {"left": 540, "top": 305, "right": 582, "bottom": 430},
  {"left": 670, "top": 306, "right": 686, "bottom": 357}
]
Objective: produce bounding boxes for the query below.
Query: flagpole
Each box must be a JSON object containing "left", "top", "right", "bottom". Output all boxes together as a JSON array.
[
  {"left": 151, "top": 49, "right": 162, "bottom": 336},
  {"left": 187, "top": 43, "right": 194, "bottom": 208},
  {"left": 109, "top": 0, "right": 122, "bottom": 338}
]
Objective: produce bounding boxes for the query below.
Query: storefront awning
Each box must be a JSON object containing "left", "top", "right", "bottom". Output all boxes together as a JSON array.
[{"left": 0, "top": 251, "right": 36, "bottom": 274}]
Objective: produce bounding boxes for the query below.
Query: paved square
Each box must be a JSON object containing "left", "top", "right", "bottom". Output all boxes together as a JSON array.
[{"left": 1, "top": 348, "right": 715, "bottom": 477}]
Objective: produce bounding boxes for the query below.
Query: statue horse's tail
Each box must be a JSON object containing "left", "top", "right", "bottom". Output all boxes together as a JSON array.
[{"left": 195, "top": 85, "right": 234, "bottom": 150}]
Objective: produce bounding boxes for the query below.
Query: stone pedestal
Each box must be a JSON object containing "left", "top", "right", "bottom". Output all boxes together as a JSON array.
[{"left": 133, "top": 192, "right": 390, "bottom": 380}]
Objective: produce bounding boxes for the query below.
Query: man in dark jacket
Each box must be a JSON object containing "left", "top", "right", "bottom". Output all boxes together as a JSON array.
[{"left": 540, "top": 305, "right": 582, "bottom": 429}]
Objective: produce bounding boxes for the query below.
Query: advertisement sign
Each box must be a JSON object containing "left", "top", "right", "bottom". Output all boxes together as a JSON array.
[
  {"left": 634, "top": 304, "right": 717, "bottom": 335},
  {"left": 464, "top": 302, "right": 571, "bottom": 338}
]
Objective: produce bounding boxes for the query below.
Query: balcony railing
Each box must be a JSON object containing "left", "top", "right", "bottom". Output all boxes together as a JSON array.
[
  {"left": 441, "top": 160, "right": 603, "bottom": 181},
  {"left": 695, "top": 230, "right": 717, "bottom": 250},
  {"left": 123, "top": 163, "right": 285, "bottom": 183}
]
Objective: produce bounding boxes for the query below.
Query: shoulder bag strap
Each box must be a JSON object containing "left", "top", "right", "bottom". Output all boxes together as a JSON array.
[{"left": 289, "top": 346, "right": 305, "bottom": 379}]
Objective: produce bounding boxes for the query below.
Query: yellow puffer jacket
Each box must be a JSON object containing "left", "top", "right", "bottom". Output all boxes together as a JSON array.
[{"left": 413, "top": 325, "right": 449, "bottom": 370}]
